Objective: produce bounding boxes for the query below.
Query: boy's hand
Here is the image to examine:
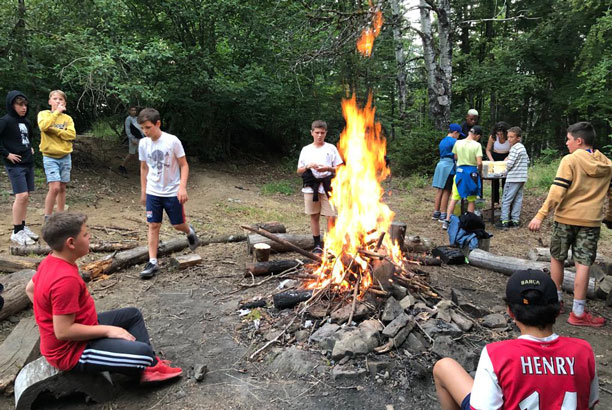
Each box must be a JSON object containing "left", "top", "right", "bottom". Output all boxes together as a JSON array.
[
  {"left": 106, "top": 326, "right": 136, "bottom": 341},
  {"left": 55, "top": 102, "right": 66, "bottom": 114},
  {"left": 178, "top": 187, "right": 188, "bottom": 204},
  {"left": 140, "top": 192, "right": 146, "bottom": 206},
  {"left": 528, "top": 217, "right": 542, "bottom": 232},
  {"left": 603, "top": 219, "right": 612, "bottom": 229},
  {"left": 6, "top": 153, "right": 21, "bottom": 163}
]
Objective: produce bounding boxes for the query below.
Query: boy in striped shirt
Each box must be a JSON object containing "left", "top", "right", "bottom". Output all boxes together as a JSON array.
[
  {"left": 25, "top": 212, "right": 182, "bottom": 383},
  {"left": 499, "top": 127, "right": 529, "bottom": 228}
]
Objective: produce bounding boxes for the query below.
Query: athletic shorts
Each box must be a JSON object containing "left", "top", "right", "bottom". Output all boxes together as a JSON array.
[
  {"left": 451, "top": 178, "right": 476, "bottom": 202},
  {"left": 461, "top": 393, "right": 471, "bottom": 410},
  {"left": 5, "top": 165, "right": 35, "bottom": 194},
  {"left": 550, "top": 221, "right": 600, "bottom": 266},
  {"left": 304, "top": 193, "right": 336, "bottom": 217},
  {"left": 128, "top": 139, "right": 139, "bottom": 155},
  {"left": 43, "top": 154, "right": 71, "bottom": 183},
  {"left": 443, "top": 173, "right": 454, "bottom": 191},
  {"left": 146, "top": 194, "right": 185, "bottom": 225}
]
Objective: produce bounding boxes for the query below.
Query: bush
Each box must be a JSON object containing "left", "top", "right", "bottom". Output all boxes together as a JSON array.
[
  {"left": 387, "top": 127, "right": 441, "bottom": 176},
  {"left": 526, "top": 158, "right": 561, "bottom": 194}
]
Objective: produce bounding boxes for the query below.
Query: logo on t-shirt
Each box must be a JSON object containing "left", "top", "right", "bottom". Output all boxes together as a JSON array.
[
  {"left": 18, "top": 123, "right": 29, "bottom": 147},
  {"left": 149, "top": 149, "right": 170, "bottom": 172}
]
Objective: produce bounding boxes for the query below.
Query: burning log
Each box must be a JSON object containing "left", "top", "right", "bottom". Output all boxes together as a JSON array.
[
  {"left": 244, "top": 259, "right": 305, "bottom": 277},
  {"left": 273, "top": 290, "right": 314, "bottom": 309},
  {"left": 246, "top": 234, "right": 315, "bottom": 255},
  {"left": 468, "top": 249, "right": 597, "bottom": 299},
  {"left": 10, "top": 242, "right": 138, "bottom": 256},
  {"left": 0, "top": 255, "right": 39, "bottom": 273},
  {"left": 241, "top": 225, "right": 321, "bottom": 262}
]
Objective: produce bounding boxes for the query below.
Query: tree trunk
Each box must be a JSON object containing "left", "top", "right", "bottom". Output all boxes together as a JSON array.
[
  {"left": 468, "top": 249, "right": 597, "bottom": 299},
  {"left": 245, "top": 259, "right": 306, "bottom": 277},
  {"left": 10, "top": 242, "right": 139, "bottom": 257},
  {"left": 0, "top": 270, "right": 35, "bottom": 321},
  {"left": 389, "top": 0, "right": 407, "bottom": 118},
  {"left": 0, "top": 316, "right": 39, "bottom": 394},
  {"left": 0, "top": 255, "right": 39, "bottom": 273},
  {"left": 246, "top": 234, "right": 315, "bottom": 255}
]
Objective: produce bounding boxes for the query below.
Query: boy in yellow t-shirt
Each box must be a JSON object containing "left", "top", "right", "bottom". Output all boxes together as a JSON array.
[{"left": 38, "top": 90, "right": 76, "bottom": 222}]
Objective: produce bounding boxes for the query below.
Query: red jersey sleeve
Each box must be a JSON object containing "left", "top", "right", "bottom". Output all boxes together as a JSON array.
[{"left": 50, "top": 276, "right": 84, "bottom": 316}]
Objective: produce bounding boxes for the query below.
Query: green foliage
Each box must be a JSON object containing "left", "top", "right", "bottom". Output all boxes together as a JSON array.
[
  {"left": 261, "top": 180, "right": 296, "bottom": 196},
  {"left": 387, "top": 126, "right": 441, "bottom": 176},
  {"left": 525, "top": 158, "right": 561, "bottom": 194}
]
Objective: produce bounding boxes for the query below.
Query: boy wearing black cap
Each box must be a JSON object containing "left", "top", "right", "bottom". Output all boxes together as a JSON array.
[
  {"left": 431, "top": 123, "right": 463, "bottom": 222},
  {"left": 433, "top": 269, "right": 599, "bottom": 410},
  {"left": 0, "top": 90, "right": 38, "bottom": 246},
  {"left": 442, "top": 125, "right": 483, "bottom": 230}
]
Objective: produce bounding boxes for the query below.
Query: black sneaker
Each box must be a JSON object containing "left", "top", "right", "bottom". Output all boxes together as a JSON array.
[
  {"left": 495, "top": 221, "right": 510, "bottom": 229},
  {"left": 510, "top": 220, "right": 520, "bottom": 228},
  {"left": 140, "top": 262, "right": 159, "bottom": 279},
  {"left": 187, "top": 225, "right": 200, "bottom": 251},
  {"left": 313, "top": 246, "right": 323, "bottom": 255},
  {"left": 118, "top": 165, "right": 127, "bottom": 175}
]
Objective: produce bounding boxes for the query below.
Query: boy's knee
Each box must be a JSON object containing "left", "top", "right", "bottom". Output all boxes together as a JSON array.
[
  {"left": 14, "top": 192, "right": 29, "bottom": 202},
  {"left": 148, "top": 222, "right": 162, "bottom": 231},
  {"left": 433, "top": 357, "right": 459, "bottom": 380}
]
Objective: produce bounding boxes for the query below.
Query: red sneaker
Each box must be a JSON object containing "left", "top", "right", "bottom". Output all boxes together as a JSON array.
[
  {"left": 140, "top": 359, "right": 183, "bottom": 383},
  {"left": 567, "top": 311, "right": 605, "bottom": 328}
]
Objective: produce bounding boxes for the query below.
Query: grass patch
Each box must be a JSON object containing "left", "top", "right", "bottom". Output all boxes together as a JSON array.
[
  {"left": 526, "top": 158, "right": 561, "bottom": 195},
  {"left": 261, "top": 180, "right": 296, "bottom": 196},
  {"left": 399, "top": 174, "right": 430, "bottom": 191},
  {"left": 34, "top": 168, "right": 46, "bottom": 187},
  {"left": 86, "top": 119, "right": 120, "bottom": 140}
]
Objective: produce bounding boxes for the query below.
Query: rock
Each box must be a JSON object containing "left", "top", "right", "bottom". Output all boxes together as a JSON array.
[
  {"left": 381, "top": 297, "right": 403, "bottom": 322},
  {"left": 264, "top": 329, "right": 283, "bottom": 341},
  {"left": 421, "top": 319, "right": 463, "bottom": 338},
  {"left": 405, "top": 332, "right": 425, "bottom": 353},
  {"left": 491, "top": 305, "right": 506, "bottom": 314},
  {"left": 382, "top": 313, "right": 413, "bottom": 338},
  {"left": 331, "top": 303, "right": 371, "bottom": 323},
  {"left": 295, "top": 330, "right": 310, "bottom": 343},
  {"left": 194, "top": 364, "right": 208, "bottom": 382},
  {"left": 435, "top": 300, "right": 453, "bottom": 323},
  {"left": 269, "top": 346, "right": 322, "bottom": 377},
  {"left": 432, "top": 336, "right": 480, "bottom": 372},
  {"left": 399, "top": 293, "right": 416, "bottom": 310},
  {"left": 482, "top": 313, "right": 507, "bottom": 329},
  {"left": 359, "top": 319, "right": 384, "bottom": 334},
  {"left": 412, "top": 302, "right": 434, "bottom": 314},
  {"left": 366, "top": 359, "right": 393, "bottom": 377},
  {"left": 332, "top": 326, "right": 380, "bottom": 359},
  {"left": 458, "top": 302, "right": 488, "bottom": 318},
  {"left": 450, "top": 311, "right": 473, "bottom": 331},
  {"left": 390, "top": 321, "right": 415, "bottom": 347},
  {"left": 332, "top": 365, "right": 367, "bottom": 380},
  {"left": 309, "top": 323, "right": 341, "bottom": 351},
  {"left": 390, "top": 284, "right": 407, "bottom": 299},
  {"left": 450, "top": 288, "right": 467, "bottom": 306}
]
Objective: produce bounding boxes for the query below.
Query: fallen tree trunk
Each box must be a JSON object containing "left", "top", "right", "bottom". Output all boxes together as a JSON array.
[
  {"left": 468, "top": 249, "right": 596, "bottom": 299},
  {"left": 527, "top": 247, "right": 605, "bottom": 265},
  {"left": 0, "top": 255, "right": 39, "bottom": 273},
  {"left": 245, "top": 259, "right": 306, "bottom": 277},
  {"left": 250, "top": 222, "right": 286, "bottom": 233},
  {"left": 10, "top": 242, "right": 139, "bottom": 256},
  {"left": 241, "top": 226, "right": 321, "bottom": 262},
  {"left": 246, "top": 234, "right": 315, "bottom": 255},
  {"left": 0, "top": 270, "right": 35, "bottom": 321},
  {"left": 0, "top": 316, "right": 39, "bottom": 393},
  {"left": 80, "top": 233, "right": 250, "bottom": 281}
]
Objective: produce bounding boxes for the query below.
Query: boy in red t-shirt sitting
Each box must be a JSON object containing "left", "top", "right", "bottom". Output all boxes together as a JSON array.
[{"left": 25, "top": 212, "right": 182, "bottom": 383}]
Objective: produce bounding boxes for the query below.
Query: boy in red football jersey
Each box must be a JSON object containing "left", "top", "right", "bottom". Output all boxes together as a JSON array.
[
  {"left": 25, "top": 212, "right": 182, "bottom": 383},
  {"left": 433, "top": 269, "right": 599, "bottom": 410}
]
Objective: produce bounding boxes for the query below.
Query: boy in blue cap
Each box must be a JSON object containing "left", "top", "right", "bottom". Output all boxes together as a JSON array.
[{"left": 432, "top": 123, "right": 463, "bottom": 222}]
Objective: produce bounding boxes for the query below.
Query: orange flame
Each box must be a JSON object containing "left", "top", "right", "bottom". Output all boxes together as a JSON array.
[{"left": 357, "top": 10, "right": 383, "bottom": 57}]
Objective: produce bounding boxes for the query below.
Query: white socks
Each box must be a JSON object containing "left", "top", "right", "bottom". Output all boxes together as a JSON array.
[
  {"left": 572, "top": 299, "right": 586, "bottom": 317},
  {"left": 150, "top": 258, "right": 158, "bottom": 265},
  {"left": 557, "top": 290, "right": 563, "bottom": 303}
]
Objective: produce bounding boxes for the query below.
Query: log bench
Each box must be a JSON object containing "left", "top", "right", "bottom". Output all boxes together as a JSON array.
[{"left": 14, "top": 357, "right": 115, "bottom": 409}]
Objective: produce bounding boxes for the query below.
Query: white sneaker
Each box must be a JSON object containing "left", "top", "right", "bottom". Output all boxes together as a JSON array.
[
  {"left": 23, "top": 225, "right": 39, "bottom": 241},
  {"left": 11, "top": 230, "right": 35, "bottom": 246}
]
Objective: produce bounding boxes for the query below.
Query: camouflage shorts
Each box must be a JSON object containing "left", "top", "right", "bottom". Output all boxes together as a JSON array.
[{"left": 550, "top": 222, "right": 600, "bottom": 266}]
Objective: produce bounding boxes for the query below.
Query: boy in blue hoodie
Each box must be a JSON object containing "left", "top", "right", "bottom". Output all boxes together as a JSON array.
[{"left": 0, "top": 91, "right": 38, "bottom": 245}]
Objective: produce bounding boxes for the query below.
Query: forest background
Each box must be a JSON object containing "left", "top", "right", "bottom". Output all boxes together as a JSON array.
[{"left": 1, "top": 0, "right": 611, "bottom": 174}]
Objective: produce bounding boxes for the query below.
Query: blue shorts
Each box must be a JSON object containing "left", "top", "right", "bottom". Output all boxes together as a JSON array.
[
  {"left": 43, "top": 154, "right": 71, "bottom": 183},
  {"left": 461, "top": 393, "right": 471, "bottom": 410},
  {"left": 5, "top": 165, "right": 35, "bottom": 194},
  {"left": 146, "top": 194, "right": 185, "bottom": 225}
]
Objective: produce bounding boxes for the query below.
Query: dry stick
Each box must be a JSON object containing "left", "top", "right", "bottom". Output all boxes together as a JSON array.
[
  {"left": 346, "top": 274, "right": 361, "bottom": 325},
  {"left": 240, "top": 225, "right": 322, "bottom": 263},
  {"left": 415, "top": 320, "right": 435, "bottom": 344},
  {"left": 375, "top": 232, "right": 386, "bottom": 251},
  {"left": 240, "top": 267, "right": 300, "bottom": 288},
  {"left": 249, "top": 315, "right": 298, "bottom": 360}
]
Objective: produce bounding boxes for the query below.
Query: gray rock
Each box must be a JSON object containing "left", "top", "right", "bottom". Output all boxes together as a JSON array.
[
  {"left": 332, "top": 326, "right": 380, "bottom": 359},
  {"left": 450, "top": 288, "right": 467, "bottom": 306},
  {"left": 264, "top": 329, "right": 283, "bottom": 341},
  {"left": 421, "top": 318, "right": 463, "bottom": 338},
  {"left": 482, "top": 313, "right": 507, "bottom": 329},
  {"left": 366, "top": 359, "right": 393, "bottom": 377},
  {"left": 458, "top": 302, "right": 488, "bottom": 318},
  {"left": 331, "top": 303, "right": 371, "bottom": 323},
  {"left": 295, "top": 329, "right": 310, "bottom": 343},
  {"left": 381, "top": 297, "right": 404, "bottom": 322},
  {"left": 405, "top": 332, "right": 425, "bottom": 352},
  {"left": 450, "top": 311, "right": 473, "bottom": 331},
  {"left": 194, "top": 364, "right": 208, "bottom": 382},
  {"left": 359, "top": 319, "right": 384, "bottom": 334},
  {"left": 391, "top": 321, "right": 415, "bottom": 347},
  {"left": 435, "top": 300, "right": 453, "bottom": 323},
  {"left": 491, "top": 305, "right": 506, "bottom": 314},
  {"left": 269, "top": 346, "right": 322, "bottom": 377},
  {"left": 332, "top": 365, "right": 367, "bottom": 380},
  {"left": 391, "top": 284, "right": 407, "bottom": 299},
  {"left": 309, "top": 323, "right": 341, "bottom": 351},
  {"left": 412, "top": 302, "right": 434, "bottom": 314},
  {"left": 399, "top": 293, "right": 416, "bottom": 310},
  {"left": 432, "top": 336, "right": 479, "bottom": 372},
  {"left": 382, "top": 313, "right": 412, "bottom": 337}
]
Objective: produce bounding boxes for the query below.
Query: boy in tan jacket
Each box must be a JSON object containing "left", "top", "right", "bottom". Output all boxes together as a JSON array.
[
  {"left": 38, "top": 90, "right": 76, "bottom": 222},
  {"left": 529, "top": 121, "right": 612, "bottom": 327}
]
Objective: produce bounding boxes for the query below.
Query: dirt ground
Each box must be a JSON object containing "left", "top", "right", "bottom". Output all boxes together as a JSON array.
[{"left": 0, "top": 139, "right": 611, "bottom": 409}]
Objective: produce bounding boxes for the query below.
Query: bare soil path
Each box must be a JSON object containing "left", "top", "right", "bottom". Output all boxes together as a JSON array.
[{"left": 0, "top": 140, "right": 611, "bottom": 409}]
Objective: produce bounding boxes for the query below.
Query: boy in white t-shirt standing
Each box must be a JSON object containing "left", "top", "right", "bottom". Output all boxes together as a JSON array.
[
  {"left": 297, "top": 120, "right": 343, "bottom": 253},
  {"left": 138, "top": 108, "right": 199, "bottom": 279}
]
